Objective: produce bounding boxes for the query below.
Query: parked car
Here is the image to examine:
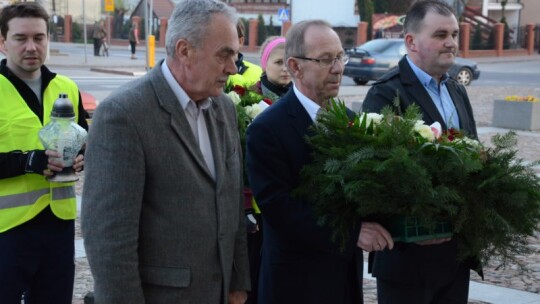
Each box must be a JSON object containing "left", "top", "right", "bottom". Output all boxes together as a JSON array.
[{"left": 344, "top": 38, "right": 480, "bottom": 86}]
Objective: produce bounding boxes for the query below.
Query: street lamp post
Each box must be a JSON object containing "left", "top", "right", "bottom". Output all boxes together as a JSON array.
[
  {"left": 82, "top": 0, "right": 87, "bottom": 63},
  {"left": 144, "top": 0, "right": 149, "bottom": 70}
]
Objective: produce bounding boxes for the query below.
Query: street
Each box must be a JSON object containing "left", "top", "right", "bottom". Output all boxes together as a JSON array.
[
  {"left": 49, "top": 43, "right": 540, "bottom": 104},
  {"left": 53, "top": 68, "right": 134, "bottom": 104}
]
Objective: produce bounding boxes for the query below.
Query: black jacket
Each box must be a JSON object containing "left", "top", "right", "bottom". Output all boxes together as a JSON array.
[
  {"left": 362, "top": 56, "right": 482, "bottom": 282},
  {"left": 247, "top": 89, "right": 364, "bottom": 304},
  {"left": 363, "top": 56, "right": 477, "bottom": 138}
]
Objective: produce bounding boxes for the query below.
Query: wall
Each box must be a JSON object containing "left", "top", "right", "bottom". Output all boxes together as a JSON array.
[
  {"left": 66, "top": 0, "right": 104, "bottom": 23},
  {"left": 520, "top": 0, "right": 540, "bottom": 26},
  {"left": 291, "top": 0, "right": 358, "bottom": 27}
]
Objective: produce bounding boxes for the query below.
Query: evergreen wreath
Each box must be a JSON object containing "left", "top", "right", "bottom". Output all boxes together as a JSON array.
[{"left": 295, "top": 98, "right": 540, "bottom": 267}]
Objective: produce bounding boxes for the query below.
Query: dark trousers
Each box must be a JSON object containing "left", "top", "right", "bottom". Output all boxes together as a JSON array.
[
  {"left": 93, "top": 38, "right": 101, "bottom": 56},
  {"left": 0, "top": 206, "right": 75, "bottom": 304},
  {"left": 130, "top": 41, "right": 137, "bottom": 55},
  {"left": 376, "top": 264, "right": 470, "bottom": 304}
]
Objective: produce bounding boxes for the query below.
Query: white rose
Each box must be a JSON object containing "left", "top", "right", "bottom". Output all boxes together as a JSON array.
[
  {"left": 414, "top": 120, "right": 426, "bottom": 128},
  {"left": 245, "top": 104, "right": 263, "bottom": 119},
  {"left": 360, "top": 112, "right": 384, "bottom": 127},
  {"left": 454, "top": 137, "right": 482, "bottom": 149},
  {"left": 227, "top": 91, "right": 241, "bottom": 105},
  {"left": 414, "top": 121, "right": 435, "bottom": 141}
]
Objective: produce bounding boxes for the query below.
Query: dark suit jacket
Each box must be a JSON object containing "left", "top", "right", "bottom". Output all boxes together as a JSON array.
[
  {"left": 362, "top": 56, "right": 480, "bottom": 284},
  {"left": 82, "top": 61, "right": 250, "bottom": 303},
  {"left": 246, "top": 89, "right": 364, "bottom": 304}
]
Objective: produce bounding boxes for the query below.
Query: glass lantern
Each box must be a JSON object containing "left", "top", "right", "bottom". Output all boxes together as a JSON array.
[{"left": 38, "top": 93, "right": 88, "bottom": 182}]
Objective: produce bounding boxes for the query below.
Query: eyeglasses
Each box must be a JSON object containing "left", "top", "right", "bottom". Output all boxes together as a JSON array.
[{"left": 294, "top": 55, "right": 350, "bottom": 68}]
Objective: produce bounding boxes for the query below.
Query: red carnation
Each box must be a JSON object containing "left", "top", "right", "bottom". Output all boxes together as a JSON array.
[
  {"left": 444, "top": 128, "right": 461, "bottom": 141},
  {"left": 233, "top": 85, "right": 246, "bottom": 96}
]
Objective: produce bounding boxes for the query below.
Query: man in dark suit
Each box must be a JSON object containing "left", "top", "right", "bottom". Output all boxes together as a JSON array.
[
  {"left": 246, "top": 20, "right": 394, "bottom": 304},
  {"left": 363, "top": 1, "right": 481, "bottom": 303},
  {"left": 81, "top": 1, "right": 249, "bottom": 303}
]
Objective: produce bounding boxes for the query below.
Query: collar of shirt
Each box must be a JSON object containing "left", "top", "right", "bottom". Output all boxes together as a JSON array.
[
  {"left": 405, "top": 56, "right": 460, "bottom": 129},
  {"left": 161, "top": 61, "right": 212, "bottom": 112},
  {"left": 293, "top": 84, "right": 322, "bottom": 122},
  {"left": 405, "top": 55, "right": 450, "bottom": 88}
]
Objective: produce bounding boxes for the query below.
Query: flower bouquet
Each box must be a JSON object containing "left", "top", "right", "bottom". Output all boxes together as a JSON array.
[
  {"left": 225, "top": 84, "right": 272, "bottom": 212},
  {"left": 295, "top": 98, "right": 540, "bottom": 266},
  {"left": 226, "top": 84, "right": 273, "bottom": 154}
]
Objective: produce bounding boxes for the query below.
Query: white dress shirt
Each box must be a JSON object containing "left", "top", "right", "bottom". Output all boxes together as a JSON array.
[
  {"left": 161, "top": 61, "right": 216, "bottom": 180},
  {"left": 293, "top": 84, "right": 322, "bottom": 122}
]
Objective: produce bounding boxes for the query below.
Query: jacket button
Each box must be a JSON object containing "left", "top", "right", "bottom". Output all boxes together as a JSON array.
[{"left": 212, "top": 273, "right": 221, "bottom": 282}]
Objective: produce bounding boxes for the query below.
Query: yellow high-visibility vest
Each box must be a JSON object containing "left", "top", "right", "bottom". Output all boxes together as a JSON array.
[
  {"left": 0, "top": 74, "right": 81, "bottom": 233},
  {"left": 227, "top": 60, "right": 263, "bottom": 89}
]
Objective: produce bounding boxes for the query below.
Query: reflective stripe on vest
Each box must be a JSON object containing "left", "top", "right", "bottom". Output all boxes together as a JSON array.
[{"left": 0, "top": 186, "right": 75, "bottom": 210}]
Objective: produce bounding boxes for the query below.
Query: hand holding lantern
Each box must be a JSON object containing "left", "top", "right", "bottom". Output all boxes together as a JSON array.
[{"left": 38, "top": 93, "right": 87, "bottom": 182}]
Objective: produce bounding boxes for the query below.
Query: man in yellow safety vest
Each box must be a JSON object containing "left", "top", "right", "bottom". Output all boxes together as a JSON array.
[{"left": 0, "top": 2, "right": 88, "bottom": 303}]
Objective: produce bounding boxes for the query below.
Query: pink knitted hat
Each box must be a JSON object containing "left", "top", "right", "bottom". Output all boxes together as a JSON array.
[{"left": 260, "top": 37, "right": 286, "bottom": 70}]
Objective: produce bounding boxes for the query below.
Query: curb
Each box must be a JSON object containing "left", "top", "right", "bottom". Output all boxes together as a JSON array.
[
  {"left": 473, "top": 55, "right": 540, "bottom": 64},
  {"left": 89, "top": 67, "right": 147, "bottom": 76}
]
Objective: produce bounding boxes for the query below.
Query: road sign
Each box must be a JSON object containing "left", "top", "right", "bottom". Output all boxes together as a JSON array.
[
  {"left": 278, "top": 8, "right": 290, "bottom": 22},
  {"left": 104, "top": 0, "right": 114, "bottom": 12}
]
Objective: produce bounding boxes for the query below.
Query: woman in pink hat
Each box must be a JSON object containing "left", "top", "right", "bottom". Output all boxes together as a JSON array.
[{"left": 257, "top": 36, "right": 292, "bottom": 102}]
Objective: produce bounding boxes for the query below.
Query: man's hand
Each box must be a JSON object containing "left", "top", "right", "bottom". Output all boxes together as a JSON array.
[
  {"left": 44, "top": 150, "right": 64, "bottom": 177},
  {"left": 73, "top": 153, "right": 85, "bottom": 172},
  {"left": 245, "top": 208, "right": 258, "bottom": 233},
  {"left": 228, "top": 290, "right": 248, "bottom": 304},
  {"left": 32, "top": 150, "right": 84, "bottom": 177},
  {"left": 24, "top": 149, "right": 63, "bottom": 176},
  {"left": 357, "top": 222, "right": 394, "bottom": 252}
]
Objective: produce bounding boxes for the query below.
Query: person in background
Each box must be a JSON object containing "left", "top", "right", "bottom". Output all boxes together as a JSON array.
[
  {"left": 128, "top": 21, "right": 140, "bottom": 60},
  {"left": 227, "top": 20, "right": 262, "bottom": 88},
  {"left": 246, "top": 19, "right": 393, "bottom": 304},
  {"left": 362, "top": 1, "right": 481, "bottom": 303},
  {"left": 0, "top": 2, "right": 88, "bottom": 303},
  {"left": 92, "top": 20, "right": 107, "bottom": 56},
  {"left": 257, "top": 36, "right": 292, "bottom": 101},
  {"left": 244, "top": 35, "right": 292, "bottom": 304},
  {"left": 81, "top": 0, "right": 250, "bottom": 303}
]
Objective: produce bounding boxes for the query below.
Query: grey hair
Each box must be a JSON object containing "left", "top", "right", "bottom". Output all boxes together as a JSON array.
[
  {"left": 285, "top": 19, "right": 332, "bottom": 60},
  {"left": 165, "top": 0, "right": 238, "bottom": 57},
  {"left": 403, "top": 0, "right": 455, "bottom": 34}
]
